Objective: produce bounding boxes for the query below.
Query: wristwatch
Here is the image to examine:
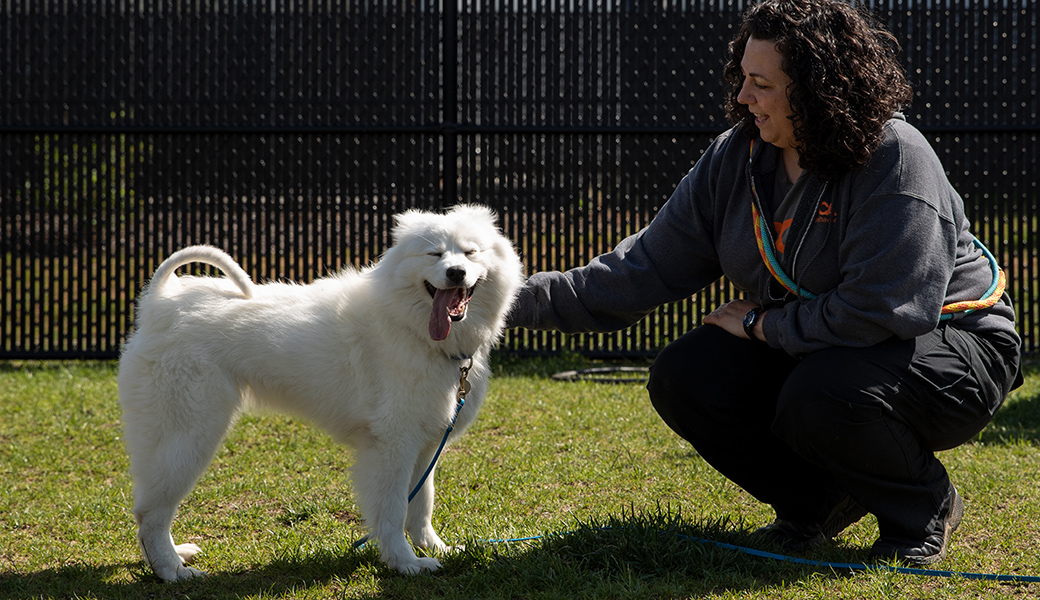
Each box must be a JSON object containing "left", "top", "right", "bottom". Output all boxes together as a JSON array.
[{"left": 742, "top": 307, "right": 764, "bottom": 341}]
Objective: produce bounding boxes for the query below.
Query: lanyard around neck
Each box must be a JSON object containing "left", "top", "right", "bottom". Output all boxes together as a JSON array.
[{"left": 747, "top": 140, "right": 1005, "bottom": 320}]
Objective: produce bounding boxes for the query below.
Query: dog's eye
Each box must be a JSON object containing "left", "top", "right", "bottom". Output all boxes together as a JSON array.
[
  {"left": 465, "top": 249, "right": 479, "bottom": 257},
  {"left": 427, "top": 252, "right": 443, "bottom": 258}
]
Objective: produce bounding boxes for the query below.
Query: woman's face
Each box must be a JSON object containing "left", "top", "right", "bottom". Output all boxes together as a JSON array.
[{"left": 737, "top": 37, "right": 797, "bottom": 151}]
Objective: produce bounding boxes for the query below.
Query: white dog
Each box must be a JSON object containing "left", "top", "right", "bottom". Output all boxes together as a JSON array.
[{"left": 118, "top": 205, "right": 524, "bottom": 581}]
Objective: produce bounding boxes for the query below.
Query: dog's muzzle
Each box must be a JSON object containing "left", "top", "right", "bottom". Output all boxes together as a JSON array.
[{"left": 426, "top": 282, "right": 475, "bottom": 341}]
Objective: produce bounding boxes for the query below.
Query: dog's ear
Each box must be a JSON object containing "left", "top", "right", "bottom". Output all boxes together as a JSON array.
[
  {"left": 447, "top": 204, "right": 498, "bottom": 228},
  {"left": 390, "top": 209, "right": 428, "bottom": 244}
]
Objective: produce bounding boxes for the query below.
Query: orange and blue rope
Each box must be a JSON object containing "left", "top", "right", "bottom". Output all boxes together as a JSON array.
[{"left": 748, "top": 141, "right": 1005, "bottom": 319}]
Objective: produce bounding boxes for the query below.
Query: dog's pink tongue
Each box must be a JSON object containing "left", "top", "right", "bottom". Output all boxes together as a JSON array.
[{"left": 429, "top": 288, "right": 462, "bottom": 341}]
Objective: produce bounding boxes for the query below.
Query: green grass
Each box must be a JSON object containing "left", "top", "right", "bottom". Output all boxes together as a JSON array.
[{"left": 1, "top": 355, "right": 1038, "bottom": 599}]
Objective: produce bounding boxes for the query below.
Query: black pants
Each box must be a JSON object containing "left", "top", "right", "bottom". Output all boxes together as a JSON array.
[{"left": 647, "top": 323, "right": 1021, "bottom": 541}]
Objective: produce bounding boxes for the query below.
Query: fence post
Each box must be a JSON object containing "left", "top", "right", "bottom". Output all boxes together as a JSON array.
[{"left": 442, "top": 0, "right": 459, "bottom": 208}]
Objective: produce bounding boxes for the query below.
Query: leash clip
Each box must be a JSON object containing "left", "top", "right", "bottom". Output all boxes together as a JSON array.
[{"left": 458, "top": 361, "right": 472, "bottom": 400}]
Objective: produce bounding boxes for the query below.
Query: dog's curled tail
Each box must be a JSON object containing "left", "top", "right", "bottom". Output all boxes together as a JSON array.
[{"left": 148, "top": 245, "right": 255, "bottom": 299}]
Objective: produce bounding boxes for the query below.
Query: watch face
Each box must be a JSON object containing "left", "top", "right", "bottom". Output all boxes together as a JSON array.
[
  {"left": 743, "top": 310, "right": 756, "bottom": 329},
  {"left": 742, "top": 309, "right": 759, "bottom": 339}
]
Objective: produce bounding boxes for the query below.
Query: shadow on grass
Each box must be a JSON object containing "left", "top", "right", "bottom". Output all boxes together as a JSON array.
[
  {"left": 0, "top": 511, "right": 871, "bottom": 600},
  {"left": 0, "top": 551, "right": 374, "bottom": 600}
]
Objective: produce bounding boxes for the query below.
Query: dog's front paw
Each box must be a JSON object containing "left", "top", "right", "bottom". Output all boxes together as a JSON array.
[
  {"left": 174, "top": 565, "right": 207, "bottom": 581},
  {"left": 389, "top": 555, "right": 442, "bottom": 575},
  {"left": 154, "top": 563, "right": 206, "bottom": 582}
]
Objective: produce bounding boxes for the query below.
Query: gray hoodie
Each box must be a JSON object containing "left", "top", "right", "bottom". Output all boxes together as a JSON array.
[{"left": 507, "top": 118, "right": 1019, "bottom": 357}]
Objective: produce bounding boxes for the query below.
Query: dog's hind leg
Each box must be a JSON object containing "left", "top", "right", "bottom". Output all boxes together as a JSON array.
[
  {"left": 351, "top": 442, "right": 443, "bottom": 575},
  {"left": 123, "top": 372, "right": 241, "bottom": 582},
  {"left": 131, "top": 442, "right": 210, "bottom": 582}
]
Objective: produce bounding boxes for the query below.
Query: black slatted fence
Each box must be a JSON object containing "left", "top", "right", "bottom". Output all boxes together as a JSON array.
[{"left": 2, "top": 0, "right": 1037, "bottom": 358}]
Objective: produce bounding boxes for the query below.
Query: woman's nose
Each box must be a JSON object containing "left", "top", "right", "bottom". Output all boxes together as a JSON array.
[{"left": 737, "top": 79, "right": 753, "bottom": 105}]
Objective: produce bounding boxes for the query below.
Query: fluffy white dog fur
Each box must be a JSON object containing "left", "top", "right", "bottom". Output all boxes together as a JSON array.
[{"left": 118, "top": 205, "right": 524, "bottom": 581}]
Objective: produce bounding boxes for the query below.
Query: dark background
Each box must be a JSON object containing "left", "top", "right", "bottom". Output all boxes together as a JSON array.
[{"left": 2, "top": 0, "right": 1036, "bottom": 358}]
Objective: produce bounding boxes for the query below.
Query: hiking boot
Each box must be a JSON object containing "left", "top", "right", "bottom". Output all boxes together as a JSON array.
[
  {"left": 821, "top": 494, "right": 869, "bottom": 540},
  {"left": 869, "top": 487, "right": 964, "bottom": 566},
  {"left": 753, "top": 494, "right": 868, "bottom": 552}
]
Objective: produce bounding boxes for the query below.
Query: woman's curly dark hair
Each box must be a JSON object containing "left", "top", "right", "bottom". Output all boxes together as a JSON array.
[{"left": 724, "top": 0, "right": 913, "bottom": 181}]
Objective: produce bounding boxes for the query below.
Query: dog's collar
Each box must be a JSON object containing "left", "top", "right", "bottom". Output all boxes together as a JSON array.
[{"left": 449, "top": 353, "right": 472, "bottom": 362}]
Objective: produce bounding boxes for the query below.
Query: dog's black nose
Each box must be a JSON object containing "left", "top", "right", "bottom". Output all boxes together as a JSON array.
[{"left": 446, "top": 266, "right": 466, "bottom": 285}]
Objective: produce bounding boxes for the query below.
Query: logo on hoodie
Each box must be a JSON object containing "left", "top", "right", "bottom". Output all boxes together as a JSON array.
[
  {"left": 775, "top": 201, "right": 837, "bottom": 254},
  {"left": 815, "top": 201, "right": 836, "bottom": 224}
]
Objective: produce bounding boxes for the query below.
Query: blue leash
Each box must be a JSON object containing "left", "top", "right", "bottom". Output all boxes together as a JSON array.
[
  {"left": 477, "top": 529, "right": 1040, "bottom": 583},
  {"left": 682, "top": 534, "right": 1040, "bottom": 583},
  {"left": 348, "top": 353, "right": 1038, "bottom": 584},
  {"left": 352, "top": 358, "right": 471, "bottom": 550}
]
